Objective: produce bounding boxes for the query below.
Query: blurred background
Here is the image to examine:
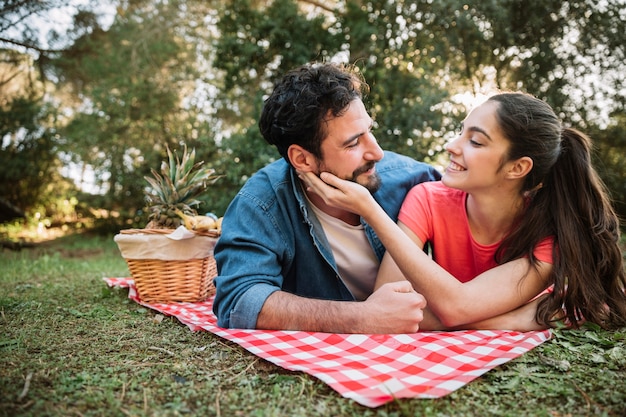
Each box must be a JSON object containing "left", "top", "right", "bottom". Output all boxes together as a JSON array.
[{"left": 1, "top": 0, "right": 624, "bottom": 241}]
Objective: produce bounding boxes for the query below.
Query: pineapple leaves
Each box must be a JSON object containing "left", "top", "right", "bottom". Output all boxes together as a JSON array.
[{"left": 143, "top": 145, "right": 222, "bottom": 228}]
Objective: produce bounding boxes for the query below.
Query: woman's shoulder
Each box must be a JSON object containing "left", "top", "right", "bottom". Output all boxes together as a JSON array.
[
  {"left": 412, "top": 181, "right": 465, "bottom": 200},
  {"left": 401, "top": 182, "right": 465, "bottom": 216}
]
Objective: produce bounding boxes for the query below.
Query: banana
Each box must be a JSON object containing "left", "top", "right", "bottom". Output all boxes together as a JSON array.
[
  {"left": 193, "top": 215, "right": 217, "bottom": 232},
  {"left": 174, "top": 208, "right": 219, "bottom": 232},
  {"left": 174, "top": 208, "right": 197, "bottom": 230}
]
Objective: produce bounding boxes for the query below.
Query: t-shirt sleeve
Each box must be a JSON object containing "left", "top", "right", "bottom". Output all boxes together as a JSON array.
[
  {"left": 397, "top": 183, "right": 432, "bottom": 244},
  {"left": 533, "top": 236, "right": 554, "bottom": 264}
]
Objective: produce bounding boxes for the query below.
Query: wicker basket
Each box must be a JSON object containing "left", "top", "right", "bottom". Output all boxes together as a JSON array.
[{"left": 114, "top": 228, "right": 220, "bottom": 303}]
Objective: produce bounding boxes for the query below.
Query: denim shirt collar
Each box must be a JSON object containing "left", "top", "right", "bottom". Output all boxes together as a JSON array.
[
  {"left": 290, "top": 167, "right": 385, "bottom": 263},
  {"left": 290, "top": 168, "right": 340, "bottom": 271}
]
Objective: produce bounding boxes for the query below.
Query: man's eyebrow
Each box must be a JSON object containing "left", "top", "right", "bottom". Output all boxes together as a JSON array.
[
  {"left": 341, "top": 121, "right": 373, "bottom": 147},
  {"left": 341, "top": 133, "right": 362, "bottom": 147}
]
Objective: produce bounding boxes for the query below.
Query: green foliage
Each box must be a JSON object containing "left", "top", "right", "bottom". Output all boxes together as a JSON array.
[
  {"left": 589, "top": 111, "right": 626, "bottom": 218},
  {"left": 203, "top": 126, "right": 281, "bottom": 216},
  {"left": 42, "top": 1, "right": 224, "bottom": 227},
  {"left": 215, "top": 0, "right": 341, "bottom": 91},
  {"left": 1, "top": 0, "right": 625, "bottom": 227},
  {"left": 0, "top": 95, "right": 72, "bottom": 220}
]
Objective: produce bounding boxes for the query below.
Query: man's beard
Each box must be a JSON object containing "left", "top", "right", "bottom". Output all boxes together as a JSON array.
[
  {"left": 351, "top": 161, "right": 382, "bottom": 193},
  {"left": 318, "top": 161, "right": 382, "bottom": 194}
]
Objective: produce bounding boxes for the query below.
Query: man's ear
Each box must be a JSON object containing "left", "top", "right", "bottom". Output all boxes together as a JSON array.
[
  {"left": 287, "top": 144, "right": 317, "bottom": 171},
  {"left": 506, "top": 156, "right": 533, "bottom": 180}
]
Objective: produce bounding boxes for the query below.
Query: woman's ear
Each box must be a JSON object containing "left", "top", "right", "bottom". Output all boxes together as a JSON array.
[
  {"left": 506, "top": 156, "right": 533, "bottom": 180},
  {"left": 288, "top": 144, "right": 317, "bottom": 171}
]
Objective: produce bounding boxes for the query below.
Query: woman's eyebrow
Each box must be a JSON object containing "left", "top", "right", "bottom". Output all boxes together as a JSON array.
[{"left": 463, "top": 123, "right": 493, "bottom": 141}]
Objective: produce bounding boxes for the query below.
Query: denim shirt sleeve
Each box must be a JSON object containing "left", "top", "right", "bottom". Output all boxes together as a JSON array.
[
  {"left": 211, "top": 171, "right": 292, "bottom": 329},
  {"left": 222, "top": 282, "right": 279, "bottom": 329},
  {"left": 212, "top": 161, "right": 348, "bottom": 329}
]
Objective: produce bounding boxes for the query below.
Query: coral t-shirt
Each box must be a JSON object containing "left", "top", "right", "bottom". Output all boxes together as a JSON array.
[{"left": 398, "top": 181, "right": 554, "bottom": 283}]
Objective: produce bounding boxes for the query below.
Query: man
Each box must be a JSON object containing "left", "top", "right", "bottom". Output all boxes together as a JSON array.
[{"left": 212, "top": 62, "right": 441, "bottom": 333}]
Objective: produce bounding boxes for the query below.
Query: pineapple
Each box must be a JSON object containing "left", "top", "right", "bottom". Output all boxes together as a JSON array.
[{"left": 144, "top": 145, "right": 220, "bottom": 229}]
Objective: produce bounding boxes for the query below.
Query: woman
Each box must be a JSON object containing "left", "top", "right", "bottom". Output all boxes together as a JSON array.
[{"left": 300, "top": 92, "right": 626, "bottom": 331}]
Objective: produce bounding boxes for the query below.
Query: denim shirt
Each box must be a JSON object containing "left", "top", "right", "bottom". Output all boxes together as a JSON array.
[{"left": 212, "top": 151, "right": 441, "bottom": 329}]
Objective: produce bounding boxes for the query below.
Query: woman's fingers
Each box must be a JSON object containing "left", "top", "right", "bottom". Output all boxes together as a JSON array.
[
  {"left": 298, "top": 170, "right": 373, "bottom": 214},
  {"left": 299, "top": 171, "right": 340, "bottom": 194}
]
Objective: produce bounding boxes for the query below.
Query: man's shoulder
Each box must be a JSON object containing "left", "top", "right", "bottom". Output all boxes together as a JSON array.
[
  {"left": 234, "top": 158, "right": 294, "bottom": 209},
  {"left": 242, "top": 159, "right": 290, "bottom": 189},
  {"left": 378, "top": 151, "right": 440, "bottom": 177},
  {"left": 380, "top": 150, "right": 429, "bottom": 167}
]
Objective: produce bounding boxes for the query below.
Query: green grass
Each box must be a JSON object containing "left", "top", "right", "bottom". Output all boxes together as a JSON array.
[{"left": 1, "top": 231, "right": 625, "bottom": 416}]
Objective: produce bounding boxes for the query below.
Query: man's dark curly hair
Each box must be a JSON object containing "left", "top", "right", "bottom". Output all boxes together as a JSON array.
[{"left": 258, "top": 62, "right": 368, "bottom": 162}]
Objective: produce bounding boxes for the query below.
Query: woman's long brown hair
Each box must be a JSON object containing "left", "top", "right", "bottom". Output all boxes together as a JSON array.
[{"left": 491, "top": 93, "right": 626, "bottom": 329}]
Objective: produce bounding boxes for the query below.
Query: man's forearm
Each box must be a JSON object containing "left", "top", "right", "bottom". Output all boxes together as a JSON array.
[
  {"left": 256, "top": 291, "right": 363, "bottom": 333},
  {"left": 255, "top": 281, "right": 427, "bottom": 334}
]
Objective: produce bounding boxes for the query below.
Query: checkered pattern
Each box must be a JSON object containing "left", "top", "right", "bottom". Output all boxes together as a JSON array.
[{"left": 104, "top": 277, "right": 551, "bottom": 407}]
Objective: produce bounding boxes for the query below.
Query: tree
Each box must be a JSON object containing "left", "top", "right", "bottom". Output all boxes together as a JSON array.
[
  {"left": 1, "top": 0, "right": 624, "bottom": 228},
  {"left": 0, "top": 0, "right": 114, "bottom": 222},
  {"left": 590, "top": 110, "right": 626, "bottom": 218},
  {"left": 211, "top": 0, "right": 626, "bottom": 218},
  {"left": 50, "top": 0, "right": 226, "bottom": 224},
  {"left": 0, "top": 97, "right": 59, "bottom": 215}
]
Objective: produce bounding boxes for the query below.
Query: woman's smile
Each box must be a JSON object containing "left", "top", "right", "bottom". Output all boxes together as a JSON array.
[{"left": 446, "top": 160, "right": 466, "bottom": 172}]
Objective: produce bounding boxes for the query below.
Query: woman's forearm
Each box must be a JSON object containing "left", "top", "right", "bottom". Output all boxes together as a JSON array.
[{"left": 299, "top": 171, "right": 547, "bottom": 326}]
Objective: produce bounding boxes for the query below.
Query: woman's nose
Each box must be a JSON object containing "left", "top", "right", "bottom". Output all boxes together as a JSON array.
[{"left": 444, "top": 136, "right": 460, "bottom": 154}]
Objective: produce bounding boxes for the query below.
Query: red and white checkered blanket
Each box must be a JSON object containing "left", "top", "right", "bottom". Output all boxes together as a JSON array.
[{"left": 104, "top": 277, "right": 551, "bottom": 408}]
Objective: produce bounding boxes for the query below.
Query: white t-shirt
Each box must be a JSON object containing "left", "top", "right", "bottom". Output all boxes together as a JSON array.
[{"left": 307, "top": 197, "right": 379, "bottom": 301}]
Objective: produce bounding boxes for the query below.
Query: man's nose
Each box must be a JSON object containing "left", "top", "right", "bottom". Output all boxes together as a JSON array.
[{"left": 365, "top": 133, "right": 384, "bottom": 160}]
